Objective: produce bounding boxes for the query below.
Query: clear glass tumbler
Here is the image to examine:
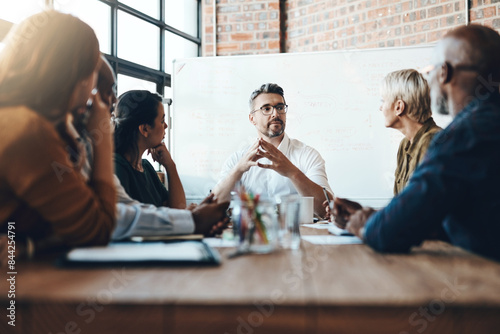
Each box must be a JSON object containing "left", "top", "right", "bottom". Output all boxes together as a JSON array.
[{"left": 278, "top": 195, "right": 301, "bottom": 250}]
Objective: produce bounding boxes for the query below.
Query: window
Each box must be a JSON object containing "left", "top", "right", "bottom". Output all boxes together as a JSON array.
[
  {"left": 0, "top": 0, "right": 47, "bottom": 24},
  {"left": 1, "top": 0, "right": 201, "bottom": 83},
  {"left": 117, "top": 74, "right": 157, "bottom": 97},
  {"left": 165, "top": 31, "right": 198, "bottom": 74},
  {"left": 1, "top": 0, "right": 200, "bottom": 155},
  {"left": 120, "top": 0, "right": 159, "bottom": 19},
  {"left": 118, "top": 10, "right": 159, "bottom": 70},
  {"left": 54, "top": 0, "right": 201, "bottom": 96},
  {"left": 165, "top": 0, "right": 198, "bottom": 36},
  {"left": 55, "top": 0, "right": 111, "bottom": 54}
]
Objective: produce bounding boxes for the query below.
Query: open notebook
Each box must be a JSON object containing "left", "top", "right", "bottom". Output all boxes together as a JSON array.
[{"left": 59, "top": 240, "right": 221, "bottom": 267}]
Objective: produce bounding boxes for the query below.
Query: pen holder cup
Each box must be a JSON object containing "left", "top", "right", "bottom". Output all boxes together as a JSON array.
[{"left": 232, "top": 200, "right": 279, "bottom": 254}]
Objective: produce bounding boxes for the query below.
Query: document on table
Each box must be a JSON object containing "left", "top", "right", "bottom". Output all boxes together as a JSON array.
[
  {"left": 327, "top": 224, "right": 354, "bottom": 236},
  {"left": 203, "top": 237, "right": 238, "bottom": 248},
  {"left": 302, "top": 222, "right": 355, "bottom": 235},
  {"left": 60, "top": 241, "right": 221, "bottom": 266},
  {"left": 302, "top": 223, "right": 331, "bottom": 230},
  {"left": 129, "top": 234, "right": 204, "bottom": 242},
  {"left": 301, "top": 235, "right": 363, "bottom": 245}
]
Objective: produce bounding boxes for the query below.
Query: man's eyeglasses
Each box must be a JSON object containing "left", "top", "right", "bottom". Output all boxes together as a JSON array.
[{"left": 251, "top": 104, "right": 288, "bottom": 116}]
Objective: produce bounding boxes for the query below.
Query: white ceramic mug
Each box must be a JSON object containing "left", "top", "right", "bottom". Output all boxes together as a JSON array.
[{"left": 299, "top": 196, "right": 314, "bottom": 225}]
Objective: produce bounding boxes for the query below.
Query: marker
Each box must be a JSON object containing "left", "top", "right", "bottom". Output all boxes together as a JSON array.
[{"left": 322, "top": 187, "right": 334, "bottom": 211}]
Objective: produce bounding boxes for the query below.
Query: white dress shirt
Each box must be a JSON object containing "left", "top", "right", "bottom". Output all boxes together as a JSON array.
[{"left": 217, "top": 134, "right": 333, "bottom": 201}]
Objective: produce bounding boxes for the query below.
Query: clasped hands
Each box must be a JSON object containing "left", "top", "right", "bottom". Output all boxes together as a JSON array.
[
  {"left": 323, "top": 197, "right": 376, "bottom": 238},
  {"left": 236, "top": 138, "right": 298, "bottom": 177}
]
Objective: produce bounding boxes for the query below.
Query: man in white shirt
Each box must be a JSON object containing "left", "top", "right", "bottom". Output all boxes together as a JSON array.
[{"left": 213, "top": 83, "right": 333, "bottom": 217}]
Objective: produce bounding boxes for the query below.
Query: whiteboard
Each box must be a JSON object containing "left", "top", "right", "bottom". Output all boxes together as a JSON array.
[{"left": 171, "top": 46, "right": 452, "bottom": 207}]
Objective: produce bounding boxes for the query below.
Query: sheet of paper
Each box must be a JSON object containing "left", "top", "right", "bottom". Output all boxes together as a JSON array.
[
  {"left": 302, "top": 223, "right": 331, "bottom": 230},
  {"left": 328, "top": 224, "right": 354, "bottom": 236},
  {"left": 130, "top": 234, "right": 204, "bottom": 242},
  {"left": 66, "top": 242, "right": 207, "bottom": 262},
  {"left": 301, "top": 235, "right": 363, "bottom": 245},
  {"left": 203, "top": 237, "right": 237, "bottom": 248}
]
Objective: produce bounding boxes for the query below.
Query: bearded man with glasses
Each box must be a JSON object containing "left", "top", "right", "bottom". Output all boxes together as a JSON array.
[{"left": 213, "top": 83, "right": 333, "bottom": 217}]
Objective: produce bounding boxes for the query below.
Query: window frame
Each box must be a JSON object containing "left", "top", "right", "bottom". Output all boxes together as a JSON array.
[
  {"left": 0, "top": 0, "right": 198, "bottom": 152},
  {"left": 99, "top": 0, "right": 201, "bottom": 96}
]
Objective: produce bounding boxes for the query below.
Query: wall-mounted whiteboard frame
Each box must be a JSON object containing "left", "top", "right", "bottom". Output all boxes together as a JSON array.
[{"left": 172, "top": 45, "right": 451, "bottom": 207}]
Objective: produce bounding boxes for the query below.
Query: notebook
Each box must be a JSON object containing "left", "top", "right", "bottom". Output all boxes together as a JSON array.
[{"left": 58, "top": 240, "right": 221, "bottom": 267}]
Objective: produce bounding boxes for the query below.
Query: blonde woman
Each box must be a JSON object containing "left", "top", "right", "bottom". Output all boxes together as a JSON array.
[
  {"left": 327, "top": 69, "right": 442, "bottom": 226},
  {"left": 0, "top": 11, "right": 116, "bottom": 252},
  {"left": 379, "top": 69, "right": 442, "bottom": 195}
]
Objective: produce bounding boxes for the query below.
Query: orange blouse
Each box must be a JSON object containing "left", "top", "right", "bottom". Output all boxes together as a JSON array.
[{"left": 0, "top": 106, "right": 116, "bottom": 246}]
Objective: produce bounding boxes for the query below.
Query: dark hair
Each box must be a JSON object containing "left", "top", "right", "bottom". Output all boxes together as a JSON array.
[
  {"left": 0, "top": 10, "right": 100, "bottom": 121},
  {"left": 113, "top": 90, "right": 163, "bottom": 160},
  {"left": 249, "top": 83, "right": 285, "bottom": 109}
]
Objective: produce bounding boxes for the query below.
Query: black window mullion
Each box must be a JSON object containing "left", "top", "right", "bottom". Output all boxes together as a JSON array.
[
  {"left": 99, "top": 0, "right": 200, "bottom": 42},
  {"left": 159, "top": 0, "right": 165, "bottom": 74},
  {"left": 197, "top": 0, "right": 201, "bottom": 56},
  {"left": 97, "top": 0, "right": 198, "bottom": 93},
  {"left": 110, "top": 1, "right": 118, "bottom": 57}
]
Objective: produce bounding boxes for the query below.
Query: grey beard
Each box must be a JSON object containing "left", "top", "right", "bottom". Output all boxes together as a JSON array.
[
  {"left": 262, "top": 122, "right": 285, "bottom": 138},
  {"left": 435, "top": 95, "right": 449, "bottom": 115},
  {"left": 264, "top": 119, "right": 285, "bottom": 138},
  {"left": 267, "top": 128, "right": 284, "bottom": 138}
]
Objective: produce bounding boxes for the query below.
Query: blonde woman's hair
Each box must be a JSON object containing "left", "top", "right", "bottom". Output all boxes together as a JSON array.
[
  {"left": 381, "top": 69, "right": 431, "bottom": 123},
  {"left": 0, "top": 10, "right": 100, "bottom": 121}
]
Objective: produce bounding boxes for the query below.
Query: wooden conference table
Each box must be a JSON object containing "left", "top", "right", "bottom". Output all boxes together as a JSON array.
[{"left": 1, "top": 226, "right": 500, "bottom": 334}]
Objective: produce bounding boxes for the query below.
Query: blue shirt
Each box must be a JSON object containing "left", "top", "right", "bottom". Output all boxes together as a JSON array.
[{"left": 364, "top": 94, "right": 500, "bottom": 262}]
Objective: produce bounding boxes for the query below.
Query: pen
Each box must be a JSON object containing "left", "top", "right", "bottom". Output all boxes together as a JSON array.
[{"left": 322, "top": 187, "right": 334, "bottom": 211}]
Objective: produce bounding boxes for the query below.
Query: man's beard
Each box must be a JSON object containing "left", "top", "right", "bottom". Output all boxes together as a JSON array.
[
  {"left": 432, "top": 89, "right": 449, "bottom": 115},
  {"left": 263, "top": 119, "right": 285, "bottom": 138},
  {"left": 435, "top": 95, "right": 449, "bottom": 115}
]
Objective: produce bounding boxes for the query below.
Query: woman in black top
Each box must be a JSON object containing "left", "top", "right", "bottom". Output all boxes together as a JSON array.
[{"left": 113, "top": 90, "right": 186, "bottom": 208}]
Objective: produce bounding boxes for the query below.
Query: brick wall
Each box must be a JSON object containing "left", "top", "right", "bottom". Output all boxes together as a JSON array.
[
  {"left": 470, "top": 0, "right": 500, "bottom": 28},
  {"left": 202, "top": 0, "right": 281, "bottom": 56},
  {"left": 286, "top": 0, "right": 465, "bottom": 52},
  {"left": 202, "top": 0, "right": 500, "bottom": 56}
]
